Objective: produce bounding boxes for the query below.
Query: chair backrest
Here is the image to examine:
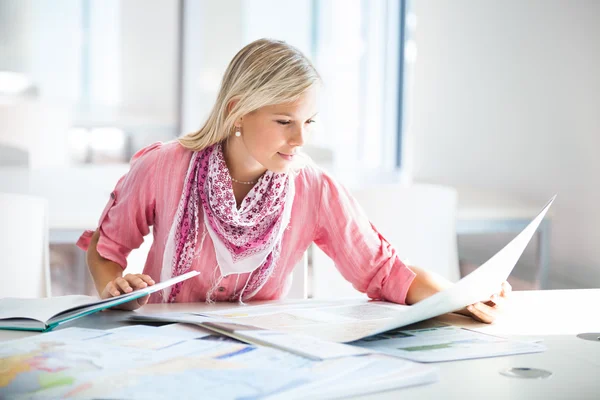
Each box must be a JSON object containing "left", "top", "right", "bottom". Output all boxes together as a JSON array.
[
  {"left": 123, "top": 229, "right": 154, "bottom": 276},
  {"left": 353, "top": 183, "right": 460, "bottom": 280},
  {"left": 287, "top": 252, "right": 308, "bottom": 299},
  {"left": 0, "top": 144, "right": 29, "bottom": 166},
  {"left": 311, "top": 183, "right": 459, "bottom": 299},
  {"left": 0, "top": 193, "right": 51, "bottom": 298}
]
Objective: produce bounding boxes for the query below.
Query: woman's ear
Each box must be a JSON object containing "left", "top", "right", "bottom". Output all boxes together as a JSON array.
[
  {"left": 227, "top": 98, "right": 239, "bottom": 114},
  {"left": 227, "top": 98, "right": 243, "bottom": 128}
]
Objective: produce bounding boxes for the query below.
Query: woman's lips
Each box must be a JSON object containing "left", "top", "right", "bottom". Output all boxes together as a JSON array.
[{"left": 278, "top": 152, "right": 295, "bottom": 161}]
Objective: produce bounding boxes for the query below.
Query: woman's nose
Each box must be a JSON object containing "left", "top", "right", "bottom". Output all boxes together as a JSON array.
[{"left": 289, "top": 126, "right": 306, "bottom": 147}]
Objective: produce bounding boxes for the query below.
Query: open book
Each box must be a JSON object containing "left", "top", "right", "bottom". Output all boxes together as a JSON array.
[{"left": 0, "top": 271, "right": 199, "bottom": 332}]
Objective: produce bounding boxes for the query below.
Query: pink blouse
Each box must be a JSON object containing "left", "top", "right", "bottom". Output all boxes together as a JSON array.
[{"left": 77, "top": 141, "right": 416, "bottom": 304}]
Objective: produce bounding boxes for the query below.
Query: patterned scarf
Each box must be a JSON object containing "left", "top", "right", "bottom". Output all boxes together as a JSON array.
[{"left": 161, "top": 142, "right": 293, "bottom": 303}]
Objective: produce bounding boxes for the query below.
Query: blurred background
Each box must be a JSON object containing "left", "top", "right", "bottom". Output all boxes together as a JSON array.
[{"left": 1, "top": 0, "right": 598, "bottom": 298}]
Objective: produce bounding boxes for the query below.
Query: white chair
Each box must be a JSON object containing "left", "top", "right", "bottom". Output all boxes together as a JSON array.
[
  {"left": 287, "top": 253, "right": 309, "bottom": 299},
  {"left": 311, "top": 183, "right": 460, "bottom": 299},
  {"left": 123, "top": 229, "right": 154, "bottom": 276},
  {"left": 0, "top": 193, "right": 51, "bottom": 298}
]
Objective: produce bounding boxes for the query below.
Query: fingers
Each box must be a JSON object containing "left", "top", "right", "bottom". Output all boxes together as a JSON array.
[
  {"left": 485, "top": 293, "right": 504, "bottom": 309},
  {"left": 138, "top": 274, "right": 155, "bottom": 286},
  {"left": 501, "top": 281, "right": 512, "bottom": 297},
  {"left": 486, "top": 281, "right": 512, "bottom": 308},
  {"left": 115, "top": 277, "right": 133, "bottom": 293},
  {"left": 467, "top": 302, "right": 498, "bottom": 324},
  {"left": 105, "top": 281, "right": 121, "bottom": 298},
  {"left": 124, "top": 274, "right": 156, "bottom": 289},
  {"left": 124, "top": 274, "right": 147, "bottom": 290},
  {"left": 102, "top": 278, "right": 132, "bottom": 298},
  {"left": 136, "top": 294, "right": 151, "bottom": 307},
  {"left": 459, "top": 281, "right": 512, "bottom": 324},
  {"left": 102, "top": 274, "right": 156, "bottom": 301}
]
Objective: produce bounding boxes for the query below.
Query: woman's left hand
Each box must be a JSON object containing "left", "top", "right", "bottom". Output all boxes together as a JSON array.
[{"left": 455, "top": 281, "right": 512, "bottom": 324}]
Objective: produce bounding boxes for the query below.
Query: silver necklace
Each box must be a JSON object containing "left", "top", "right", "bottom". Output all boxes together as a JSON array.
[{"left": 230, "top": 176, "right": 257, "bottom": 185}]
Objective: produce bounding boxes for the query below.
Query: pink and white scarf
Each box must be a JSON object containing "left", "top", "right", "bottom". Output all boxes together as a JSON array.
[{"left": 161, "top": 142, "right": 294, "bottom": 303}]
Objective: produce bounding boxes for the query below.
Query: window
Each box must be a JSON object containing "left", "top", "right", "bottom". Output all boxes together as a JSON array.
[{"left": 311, "top": 0, "right": 410, "bottom": 182}]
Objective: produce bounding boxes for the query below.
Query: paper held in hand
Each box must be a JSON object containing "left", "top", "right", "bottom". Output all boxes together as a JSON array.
[{"left": 344, "top": 195, "right": 557, "bottom": 342}]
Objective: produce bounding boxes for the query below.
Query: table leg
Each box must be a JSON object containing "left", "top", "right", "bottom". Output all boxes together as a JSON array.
[{"left": 535, "top": 220, "right": 551, "bottom": 290}]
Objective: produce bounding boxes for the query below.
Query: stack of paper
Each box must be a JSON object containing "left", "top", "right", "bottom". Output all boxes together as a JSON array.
[{"left": 0, "top": 325, "right": 438, "bottom": 399}]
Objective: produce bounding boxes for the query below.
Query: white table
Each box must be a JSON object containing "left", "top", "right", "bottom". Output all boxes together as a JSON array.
[{"left": 2, "top": 289, "right": 598, "bottom": 399}]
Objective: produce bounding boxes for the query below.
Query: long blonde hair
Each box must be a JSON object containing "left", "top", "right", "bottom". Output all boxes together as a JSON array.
[{"left": 179, "top": 38, "right": 321, "bottom": 151}]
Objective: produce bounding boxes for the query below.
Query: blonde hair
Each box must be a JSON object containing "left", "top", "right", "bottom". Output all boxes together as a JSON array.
[{"left": 179, "top": 38, "right": 321, "bottom": 151}]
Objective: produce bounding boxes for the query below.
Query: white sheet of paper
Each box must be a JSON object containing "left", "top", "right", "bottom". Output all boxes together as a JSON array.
[
  {"left": 353, "top": 325, "right": 546, "bottom": 362},
  {"left": 131, "top": 312, "right": 371, "bottom": 360},
  {"left": 156, "top": 323, "right": 214, "bottom": 339},
  {"left": 240, "top": 330, "right": 372, "bottom": 360},
  {"left": 197, "top": 302, "right": 411, "bottom": 343}
]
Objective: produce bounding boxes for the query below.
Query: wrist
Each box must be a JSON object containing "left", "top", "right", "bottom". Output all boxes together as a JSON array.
[{"left": 405, "top": 265, "right": 452, "bottom": 305}]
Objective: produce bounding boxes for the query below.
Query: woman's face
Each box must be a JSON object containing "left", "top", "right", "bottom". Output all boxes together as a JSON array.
[{"left": 237, "top": 86, "right": 319, "bottom": 173}]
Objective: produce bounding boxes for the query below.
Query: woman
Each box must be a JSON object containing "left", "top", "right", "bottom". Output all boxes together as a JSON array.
[{"left": 78, "top": 38, "right": 510, "bottom": 323}]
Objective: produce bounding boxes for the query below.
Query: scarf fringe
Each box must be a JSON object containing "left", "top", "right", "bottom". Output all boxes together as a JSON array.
[
  {"left": 205, "top": 265, "right": 223, "bottom": 305},
  {"left": 237, "top": 273, "right": 253, "bottom": 305}
]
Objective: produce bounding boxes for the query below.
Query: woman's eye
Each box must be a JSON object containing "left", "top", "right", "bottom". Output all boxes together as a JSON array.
[
  {"left": 306, "top": 119, "right": 316, "bottom": 124},
  {"left": 276, "top": 120, "right": 291, "bottom": 125}
]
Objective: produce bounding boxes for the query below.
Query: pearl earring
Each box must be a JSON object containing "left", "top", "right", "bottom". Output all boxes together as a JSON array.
[{"left": 235, "top": 127, "right": 241, "bottom": 137}]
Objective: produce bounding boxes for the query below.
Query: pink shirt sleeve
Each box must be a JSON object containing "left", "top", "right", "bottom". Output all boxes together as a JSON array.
[
  {"left": 313, "top": 171, "right": 416, "bottom": 305},
  {"left": 76, "top": 142, "right": 161, "bottom": 269}
]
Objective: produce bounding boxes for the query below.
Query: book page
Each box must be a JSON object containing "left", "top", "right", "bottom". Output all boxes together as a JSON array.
[
  {"left": 0, "top": 270, "right": 200, "bottom": 330},
  {"left": 0, "top": 295, "right": 96, "bottom": 323}
]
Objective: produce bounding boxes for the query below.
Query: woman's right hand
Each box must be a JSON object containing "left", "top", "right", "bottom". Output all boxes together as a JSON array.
[{"left": 100, "top": 273, "right": 155, "bottom": 311}]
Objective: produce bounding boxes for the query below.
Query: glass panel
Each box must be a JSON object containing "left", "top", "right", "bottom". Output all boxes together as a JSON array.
[
  {"left": 50, "top": 244, "right": 96, "bottom": 296},
  {"left": 0, "top": 0, "right": 180, "bottom": 166}
]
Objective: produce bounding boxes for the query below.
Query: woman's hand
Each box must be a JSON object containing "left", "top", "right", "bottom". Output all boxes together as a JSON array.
[
  {"left": 100, "top": 273, "right": 155, "bottom": 311},
  {"left": 455, "top": 281, "right": 512, "bottom": 324}
]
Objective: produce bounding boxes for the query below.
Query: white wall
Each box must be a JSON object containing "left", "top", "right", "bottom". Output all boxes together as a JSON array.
[
  {"left": 120, "top": 0, "right": 179, "bottom": 126},
  {"left": 410, "top": 0, "right": 600, "bottom": 287},
  {"left": 180, "top": 0, "right": 244, "bottom": 136},
  {"left": 242, "top": 0, "right": 312, "bottom": 55}
]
